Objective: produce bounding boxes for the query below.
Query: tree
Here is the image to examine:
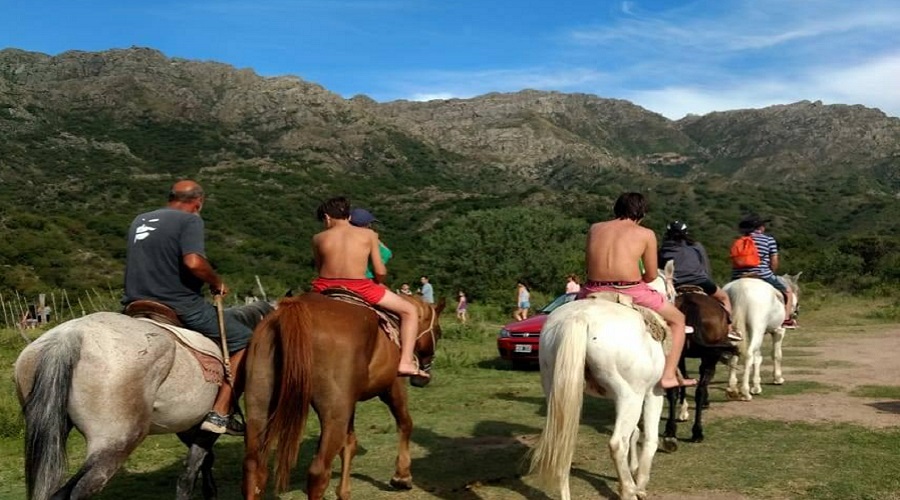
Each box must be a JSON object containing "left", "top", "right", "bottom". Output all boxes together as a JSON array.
[{"left": 420, "top": 207, "right": 586, "bottom": 304}]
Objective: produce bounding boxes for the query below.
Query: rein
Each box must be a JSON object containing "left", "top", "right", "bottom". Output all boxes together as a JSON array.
[{"left": 416, "top": 305, "right": 437, "bottom": 345}]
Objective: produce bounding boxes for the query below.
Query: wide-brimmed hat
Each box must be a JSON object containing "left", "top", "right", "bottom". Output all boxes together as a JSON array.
[
  {"left": 738, "top": 214, "right": 771, "bottom": 231},
  {"left": 350, "top": 208, "right": 379, "bottom": 227}
]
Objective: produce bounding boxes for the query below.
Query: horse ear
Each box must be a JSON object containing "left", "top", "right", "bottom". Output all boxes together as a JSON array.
[
  {"left": 794, "top": 271, "right": 803, "bottom": 281},
  {"left": 664, "top": 260, "right": 675, "bottom": 277}
]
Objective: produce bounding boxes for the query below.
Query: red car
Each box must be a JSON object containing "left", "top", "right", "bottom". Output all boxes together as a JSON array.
[{"left": 497, "top": 293, "right": 578, "bottom": 368}]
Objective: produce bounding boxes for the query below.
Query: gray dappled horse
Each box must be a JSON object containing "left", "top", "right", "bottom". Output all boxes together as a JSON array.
[{"left": 14, "top": 301, "right": 272, "bottom": 500}]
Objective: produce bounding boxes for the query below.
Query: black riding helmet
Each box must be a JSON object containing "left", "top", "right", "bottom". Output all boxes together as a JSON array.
[{"left": 666, "top": 220, "right": 688, "bottom": 236}]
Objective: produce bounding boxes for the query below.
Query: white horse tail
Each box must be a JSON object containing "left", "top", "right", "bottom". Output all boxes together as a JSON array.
[
  {"left": 729, "top": 285, "right": 749, "bottom": 358},
  {"left": 23, "top": 329, "right": 84, "bottom": 500},
  {"left": 529, "top": 312, "right": 588, "bottom": 496}
]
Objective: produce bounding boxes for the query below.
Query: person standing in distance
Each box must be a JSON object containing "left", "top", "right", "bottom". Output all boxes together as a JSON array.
[{"left": 419, "top": 276, "right": 434, "bottom": 304}]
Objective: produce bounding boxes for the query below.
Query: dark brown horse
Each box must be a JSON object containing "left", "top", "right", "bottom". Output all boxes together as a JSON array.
[
  {"left": 662, "top": 287, "right": 738, "bottom": 448},
  {"left": 241, "top": 292, "right": 444, "bottom": 499}
]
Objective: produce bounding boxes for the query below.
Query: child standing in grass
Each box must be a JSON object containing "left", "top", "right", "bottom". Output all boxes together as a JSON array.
[{"left": 456, "top": 291, "right": 468, "bottom": 324}]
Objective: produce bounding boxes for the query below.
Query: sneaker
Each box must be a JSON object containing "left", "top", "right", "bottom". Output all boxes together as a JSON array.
[
  {"left": 781, "top": 318, "right": 798, "bottom": 329},
  {"left": 200, "top": 411, "right": 231, "bottom": 434},
  {"left": 727, "top": 329, "right": 743, "bottom": 342}
]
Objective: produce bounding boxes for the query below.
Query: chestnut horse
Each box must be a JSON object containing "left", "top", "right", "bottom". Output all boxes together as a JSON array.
[
  {"left": 662, "top": 288, "right": 738, "bottom": 449},
  {"left": 241, "top": 292, "right": 444, "bottom": 499}
]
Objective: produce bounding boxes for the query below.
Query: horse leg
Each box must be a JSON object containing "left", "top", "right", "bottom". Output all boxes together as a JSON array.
[
  {"left": 308, "top": 405, "right": 353, "bottom": 500},
  {"left": 242, "top": 338, "right": 277, "bottom": 500},
  {"left": 609, "top": 394, "right": 643, "bottom": 500},
  {"left": 677, "top": 360, "right": 690, "bottom": 420},
  {"left": 725, "top": 354, "right": 741, "bottom": 400},
  {"left": 750, "top": 346, "right": 764, "bottom": 396},
  {"left": 175, "top": 431, "right": 219, "bottom": 500},
  {"left": 690, "top": 357, "right": 717, "bottom": 443},
  {"left": 379, "top": 380, "right": 414, "bottom": 489},
  {"left": 52, "top": 428, "right": 147, "bottom": 499},
  {"left": 771, "top": 326, "right": 786, "bottom": 385},
  {"left": 336, "top": 412, "right": 358, "bottom": 500},
  {"left": 662, "top": 388, "right": 679, "bottom": 452},
  {"left": 634, "top": 390, "right": 663, "bottom": 500}
]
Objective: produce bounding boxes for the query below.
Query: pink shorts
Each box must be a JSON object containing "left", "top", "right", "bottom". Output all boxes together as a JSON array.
[
  {"left": 312, "top": 277, "right": 386, "bottom": 305},
  {"left": 578, "top": 281, "right": 665, "bottom": 312}
]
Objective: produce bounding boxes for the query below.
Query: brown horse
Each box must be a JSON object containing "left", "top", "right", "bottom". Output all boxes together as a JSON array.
[
  {"left": 241, "top": 292, "right": 444, "bottom": 499},
  {"left": 662, "top": 287, "right": 738, "bottom": 448}
]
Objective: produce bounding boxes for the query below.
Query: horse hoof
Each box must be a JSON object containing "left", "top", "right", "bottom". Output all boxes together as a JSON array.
[
  {"left": 660, "top": 437, "right": 678, "bottom": 453},
  {"left": 774, "top": 377, "right": 785, "bottom": 385},
  {"left": 741, "top": 394, "right": 753, "bottom": 401},
  {"left": 751, "top": 387, "right": 762, "bottom": 395},
  {"left": 725, "top": 390, "right": 741, "bottom": 401},
  {"left": 390, "top": 475, "right": 413, "bottom": 490},
  {"left": 690, "top": 435, "right": 704, "bottom": 443}
]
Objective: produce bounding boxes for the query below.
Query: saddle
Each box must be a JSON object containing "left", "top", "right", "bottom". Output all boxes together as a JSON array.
[
  {"left": 320, "top": 288, "right": 402, "bottom": 347},
  {"left": 123, "top": 300, "right": 225, "bottom": 384},
  {"left": 733, "top": 273, "right": 787, "bottom": 303},
  {"left": 124, "top": 299, "right": 184, "bottom": 327},
  {"left": 584, "top": 291, "right": 668, "bottom": 342}
]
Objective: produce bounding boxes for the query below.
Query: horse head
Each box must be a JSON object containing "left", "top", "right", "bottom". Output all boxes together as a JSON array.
[
  {"left": 650, "top": 260, "right": 677, "bottom": 303},
  {"left": 409, "top": 297, "right": 445, "bottom": 388},
  {"left": 780, "top": 272, "right": 802, "bottom": 319}
]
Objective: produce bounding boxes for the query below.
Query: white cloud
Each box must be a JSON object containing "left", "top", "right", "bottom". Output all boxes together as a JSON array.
[{"left": 625, "top": 52, "right": 900, "bottom": 119}]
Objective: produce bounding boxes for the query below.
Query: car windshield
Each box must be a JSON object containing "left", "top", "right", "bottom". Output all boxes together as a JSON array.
[{"left": 539, "top": 293, "right": 577, "bottom": 314}]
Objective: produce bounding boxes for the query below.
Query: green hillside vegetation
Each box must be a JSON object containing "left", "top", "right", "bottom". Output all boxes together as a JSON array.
[{"left": 0, "top": 48, "right": 898, "bottom": 307}]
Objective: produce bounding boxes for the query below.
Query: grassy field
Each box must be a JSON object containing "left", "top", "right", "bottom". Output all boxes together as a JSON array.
[{"left": 1, "top": 290, "right": 899, "bottom": 499}]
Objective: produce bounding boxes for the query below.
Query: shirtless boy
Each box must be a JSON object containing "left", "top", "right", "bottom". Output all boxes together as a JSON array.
[
  {"left": 311, "top": 197, "right": 427, "bottom": 378},
  {"left": 580, "top": 192, "right": 697, "bottom": 389}
]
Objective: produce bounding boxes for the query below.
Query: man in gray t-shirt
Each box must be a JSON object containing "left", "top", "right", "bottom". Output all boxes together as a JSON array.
[
  {"left": 122, "top": 180, "right": 253, "bottom": 435},
  {"left": 419, "top": 275, "right": 434, "bottom": 304}
]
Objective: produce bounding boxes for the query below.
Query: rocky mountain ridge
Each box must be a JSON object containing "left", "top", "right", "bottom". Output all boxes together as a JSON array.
[{"left": 2, "top": 47, "right": 898, "bottom": 191}]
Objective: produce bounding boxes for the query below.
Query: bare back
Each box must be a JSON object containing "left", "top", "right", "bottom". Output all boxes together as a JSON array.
[
  {"left": 313, "top": 223, "right": 382, "bottom": 279},
  {"left": 586, "top": 219, "right": 658, "bottom": 282}
]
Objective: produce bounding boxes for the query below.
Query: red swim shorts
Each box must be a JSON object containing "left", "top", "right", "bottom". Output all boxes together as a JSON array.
[
  {"left": 311, "top": 277, "right": 387, "bottom": 305},
  {"left": 578, "top": 281, "right": 665, "bottom": 312}
]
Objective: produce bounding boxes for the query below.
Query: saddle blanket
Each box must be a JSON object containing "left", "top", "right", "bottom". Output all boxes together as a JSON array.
[
  {"left": 320, "top": 288, "right": 402, "bottom": 347},
  {"left": 583, "top": 291, "right": 669, "bottom": 342},
  {"left": 135, "top": 318, "right": 225, "bottom": 384}
]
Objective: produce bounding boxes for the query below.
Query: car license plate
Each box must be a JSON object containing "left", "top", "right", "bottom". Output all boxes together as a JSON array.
[{"left": 514, "top": 344, "right": 533, "bottom": 353}]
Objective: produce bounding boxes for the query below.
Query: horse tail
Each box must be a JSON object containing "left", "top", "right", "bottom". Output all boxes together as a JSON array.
[
  {"left": 23, "top": 328, "right": 83, "bottom": 500},
  {"left": 730, "top": 289, "right": 749, "bottom": 357},
  {"left": 529, "top": 310, "right": 587, "bottom": 492},
  {"left": 263, "top": 298, "right": 314, "bottom": 493}
]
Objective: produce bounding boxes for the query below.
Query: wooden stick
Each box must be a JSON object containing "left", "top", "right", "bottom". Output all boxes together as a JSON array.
[
  {"left": 255, "top": 275, "right": 268, "bottom": 302},
  {"left": 63, "top": 289, "right": 75, "bottom": 319},
  {"left": 52, "top": 292, "right": 58, "bottom": 324},
  {"left": 85, "top": 291, "right": 98, "bottom": 314},
  {"left": 77, "top": 296, "right": 86, "bottom": 317},
  {"left": 215, "top": 295, "right": 233, "bottom": 385},
  {"left": 0, "top": 292, "right": 8, "bottom": 329}
]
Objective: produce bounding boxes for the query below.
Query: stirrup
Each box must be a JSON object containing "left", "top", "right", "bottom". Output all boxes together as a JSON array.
[{"left": 200, "top": 411, "right": 244, "bottom": 435}]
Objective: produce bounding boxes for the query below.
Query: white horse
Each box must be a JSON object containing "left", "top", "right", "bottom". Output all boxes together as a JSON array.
[
  {"left": 529, "top": 263, "right": 675, "bottom": 500},
  {"left": 724, "top": 274, "right": 801, "bottom": 401},
  {"left": 14, "top": 301, "right": 272, "bottom": 500}
]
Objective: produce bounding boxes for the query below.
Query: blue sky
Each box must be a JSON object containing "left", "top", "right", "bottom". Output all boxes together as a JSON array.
[{"left": 4, "top": 0, "right": 899, "bottom": 119}]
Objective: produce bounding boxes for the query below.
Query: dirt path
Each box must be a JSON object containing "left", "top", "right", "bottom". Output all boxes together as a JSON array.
[{"left": 705, "top": 328, "right": 900, "bottom": 428}]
